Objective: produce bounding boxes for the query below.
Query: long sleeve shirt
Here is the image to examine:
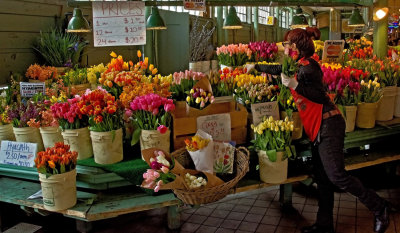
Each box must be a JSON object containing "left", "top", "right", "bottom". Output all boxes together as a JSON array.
[{"left": 294, "top": 58, "right": 336, "bottom": 113}]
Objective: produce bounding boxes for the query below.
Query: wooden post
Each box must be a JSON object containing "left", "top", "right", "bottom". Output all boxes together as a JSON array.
[
  {"left": 216, "top": 6, "right": 224, "bottom": 46},
  {"left": 167, "top": 205, "right": 181, "bottom": 230},
  {"left": 373, "top": 0, "right": 388, "bottom": 59},
  {"left": 224, "top": 6, "right": 229, "bottom": 44}
]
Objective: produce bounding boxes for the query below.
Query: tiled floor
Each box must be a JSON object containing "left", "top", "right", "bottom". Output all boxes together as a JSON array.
[
  {"left": 4, "top": 184, "right": 400, "bottom": 233},
  {"left": 178, "top": 186, "right": 400, "bottom": 233}
]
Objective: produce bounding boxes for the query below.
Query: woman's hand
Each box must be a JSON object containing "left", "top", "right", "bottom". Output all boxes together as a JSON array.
[{"left": 281, "top": 73, "right": 298, "bottom": 89}]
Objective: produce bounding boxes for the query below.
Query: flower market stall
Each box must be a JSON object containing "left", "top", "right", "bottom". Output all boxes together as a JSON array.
[{"left": 1, "top": 1, "right": 400, "bottom": 232}]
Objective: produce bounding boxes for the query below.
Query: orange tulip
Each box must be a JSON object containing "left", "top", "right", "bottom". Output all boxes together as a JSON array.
[
  {"left": 48, "top": 160, "right": 56, "bottom": 169},
  {"left": 137, "top": 50, "right": 142, "bottom": 58}
]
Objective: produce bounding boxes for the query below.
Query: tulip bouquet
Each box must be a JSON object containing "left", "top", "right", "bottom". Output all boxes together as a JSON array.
[
  {"left": 185, "top": 130, "right": 214, "bottom": 174},
  {"left": 234, "top": 74, "right": 268, "bottom": 87},
  {"left": 79, "top": 88, "right": 123, "bottom": 132},
  {"left": 25, "top": 64, "right": 58, "bottom": 82},
  {"left": 142, "top": 150, "right": 177, "bottom": 192},
  {"left": 119, "top": 81, "right": 170, "bottom": 109},
  {"left": 358, "top": 78, "right": 383, "bottom": 103},
  {"left": 234, "top": 83, "right": 279, "bottom": 110},
  {"left": 170, "top": 70, "right": 205, "bottom": 101},
  {"left": 129, "top": 93, "right": 175, "bottom": 145},
  {"left": 186, "top": 88, "right": 215, "bottom": 110},
  {"left": 250, "top": 116, "right": 295, "bottom": 161},
  {"left": 26, "top": 96, "right": 59, "bottom": 128},
  {"left": 0, "top": 91, "right": 11, "bottom": 125},
  {"left": 62, "top": 66, "right": 88, "bottom": 86},
  {"left": 34, "top": 142, "right": 78, "bottom": 176},
  {"left": 216, "top": 43, "right": 252, "bottom": 67},
  {"left": 282, "top": 49, "right": 299, "bottom": 78},
  {"left": 277, "top": 85, "right": 297, "bottom": 117},
  {"left": 51, "top": 96, "right": 88, "bottom": 130},
  {"left": 248, "top": 41, "right": 278, "bottom": 63},
  {"left": 87, "top": 63, "right": 107, "bottom": 85},
  {"left": 208, "top": 71, "right": 235, "bottom": 97}
]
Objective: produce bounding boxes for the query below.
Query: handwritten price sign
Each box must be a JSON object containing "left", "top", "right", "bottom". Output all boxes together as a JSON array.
[
  {"left": 92, "top": 1, "right": 146, "bottom": 47},
  {"left": 0, "top": 141, "right": 37, "bottom": 167},
  {"left": 197, "top": 113, "right": 231, "bottom": 141},
  {"left": 250, "top": 101, "right": 280, "bottom": 125}
]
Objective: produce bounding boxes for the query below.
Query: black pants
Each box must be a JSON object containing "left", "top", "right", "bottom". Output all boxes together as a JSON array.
[{"left": 312, "top": 114, "right": 385, "bottom": 227}]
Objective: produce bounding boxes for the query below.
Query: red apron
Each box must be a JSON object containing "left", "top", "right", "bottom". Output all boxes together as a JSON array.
[{"left": 290, "top": 88, "right": 322, "bottom": 142}]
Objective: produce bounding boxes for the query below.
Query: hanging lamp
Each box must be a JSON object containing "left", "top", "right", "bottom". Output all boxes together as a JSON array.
[
  {"left": 223, "top": 6, "right": 243, "bottom": 29},
  {"left": 146, "top": 6, "right": 167, "bottom": 30},
  {"left": 348, "top": 8, "right": 365, "bottom": 27},
  {"left": 290, "top": 7, "right": 309, "bottom": 29},
  {"left": 66, "top": 8, "right": 91, "bottom": 33},
  {"left": 373, "top": 7, "right": 389, "bottom": 21}
]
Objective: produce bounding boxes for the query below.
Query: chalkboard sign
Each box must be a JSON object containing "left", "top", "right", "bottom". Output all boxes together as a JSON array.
[
  {"left": 251, "top": 101, "right": 280, "bottom": 126},
  {"left": 197, "top": 113, "right": 231, "bottom": 141},
  {"left": 0, "top": 141, "right": 37, "bottom": 167},
  {"left": 20, "top": 82, "right": 45, "bottom": 98},
  {"left": 92, "top": 1, "right": 146, "bottom": 47}
]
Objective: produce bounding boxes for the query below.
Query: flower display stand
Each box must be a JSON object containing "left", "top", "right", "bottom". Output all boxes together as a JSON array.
[{"left": 171, "top": 101, "right": 248, "bottom": 150}]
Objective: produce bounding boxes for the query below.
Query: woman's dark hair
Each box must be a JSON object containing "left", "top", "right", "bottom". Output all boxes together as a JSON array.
[{"left": 284, "top": 27, "right": 321, "bottom": 58}]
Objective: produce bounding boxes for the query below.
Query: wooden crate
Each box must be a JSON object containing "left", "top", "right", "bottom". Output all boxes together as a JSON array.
[{"left": 171, "top": 101, "right": 248, "bottom": 150}]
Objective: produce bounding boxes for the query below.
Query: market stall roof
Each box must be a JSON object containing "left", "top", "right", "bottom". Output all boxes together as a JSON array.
[{"left": 68, "top": 0, "right": 373, "bottom": 7}]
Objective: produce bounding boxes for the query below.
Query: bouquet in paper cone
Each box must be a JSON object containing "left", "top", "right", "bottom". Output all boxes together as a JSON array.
[
  {"left": 141, "top": 148, "right": 185, "bottom": 192},
  {"left": 184, "top": 130, "right": 214, "bottom": 174}
]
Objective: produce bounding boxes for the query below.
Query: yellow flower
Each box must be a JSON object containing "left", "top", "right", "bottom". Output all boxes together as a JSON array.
[
  {"left": 144, "top": 57, "right": 149, "bottom": 66},
  {"left": 268, "top": 116, "right": 274, "bottom": 122},
  {"left": 110, "top": 51, "right": 117, "bottom": 58},
  {"left": 152, "top": 68, "right": 158, "bottom": 75},
  {"left": 137, "top": 50, "right": 142, "bottom": 58},
  {"left": 284, "top": 116, "right": 289, "bottom": 122},
  {"left": 149, "top": 64, "right": 154, "bottom": 71},
  {"left": 274, "top": 126, "right": 279, "bottom": 132},
  {"left": 190, "top": 89, "right": 194, "bottom": 94},
  {"left": 186, "top": 96, "right": 191, "bottom": 102},
  {"left": 195, "top": 97, "right": 201, "bottom": 104}
]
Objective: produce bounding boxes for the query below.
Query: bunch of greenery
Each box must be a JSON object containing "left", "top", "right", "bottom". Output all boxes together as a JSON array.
[{"left": 34, "top": 28, "right": 87, "bottom": 67}]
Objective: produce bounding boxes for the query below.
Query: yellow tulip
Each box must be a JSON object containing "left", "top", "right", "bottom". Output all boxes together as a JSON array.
[
  {"left": 274, "top": 126, "right": 279, "bottom": 132},
  {"left": 190, "top": 89, "right": 194, "bottom": 94},
  {"left": 110, "top": 51, "right": 117, "bottom": 58},
  {"left": 152, "top": 68, "right": 158, "bottom": 75},
  {"left": 195, "top": 97, "right": 201, "bottom": 104},
  {"left": 137, "top": 50, "right": 142, "bottom": 58},
  {"left": 149, "top": 64, "right": 154, "bottom": 71},
  {"left": 186, "top": 96, "right": 191, "bottom": 102}
]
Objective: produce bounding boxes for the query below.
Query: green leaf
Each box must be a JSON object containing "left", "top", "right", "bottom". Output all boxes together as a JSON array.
[
  {"left": 131, "top": 128, "right": 141, "bottom": 146},
  {"left": 266, "top": 149, "right": 277, "bottom": 162}
]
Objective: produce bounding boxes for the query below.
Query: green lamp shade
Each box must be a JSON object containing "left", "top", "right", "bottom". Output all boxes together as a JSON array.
[
  {"left": 146, "top": 7, "right": 167, "bottom": 30},
  {"left": 223, "top": 6, "right": 242, "bottom": 29},
  {"left": 66, "top": 8, "right": 91, "bottom": 33},
  {"left": 290, "top": 15, "right": 309, "bottom": 29},
  {"left": 348, "top": 8, "right": 365, "bottom": 27}
]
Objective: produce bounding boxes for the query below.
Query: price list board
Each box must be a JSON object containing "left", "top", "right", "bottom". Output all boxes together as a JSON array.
[{"left": 92, "top": 1, "right": 146, "bottom": 47}]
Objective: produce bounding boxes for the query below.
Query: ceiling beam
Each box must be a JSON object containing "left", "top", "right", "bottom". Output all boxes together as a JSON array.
[{"left": 68, "top": 0, "right": 373, "bottom": 8}]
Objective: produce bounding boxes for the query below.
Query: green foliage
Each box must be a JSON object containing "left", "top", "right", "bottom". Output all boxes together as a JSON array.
[{"left": 33, "top": 28, "right": 88, "bottom": 67}]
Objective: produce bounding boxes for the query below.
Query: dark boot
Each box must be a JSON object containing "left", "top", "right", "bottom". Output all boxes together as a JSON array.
[
  {"left": 301, "top": 223, "right": 334, "bottom": 233},
  {"left": 374, "top": 205, "right": 389, "bottom": 233}
]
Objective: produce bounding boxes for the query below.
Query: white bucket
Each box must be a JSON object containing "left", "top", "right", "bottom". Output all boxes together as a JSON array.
[
  {"left": 0, "top": 124, "right": 16, "bottom": 143},
  {"left": 189, "top": 62, "right": 202, "bottom": 72},
  {"left": 344, "top": 105, "right": 357, "bottom": 133},
  {"left": 40, "top": 127, "right": 63, "bottom": 150},
  {"left": 258, "top": 150, "right": 288, "bottom": 184},
  {"left": 376, "top": 86, "right": 397, "bottom": 121},
  {"left": 394, "top": 87, "right": 400, "bottom": 118},
  {"left": 140, "top": 129, "right": 170, "bottom": 159},
  {"left": 62, "top": 127, "right": 93, "bottom": 160},
  {"left": 90, "top": 128, "right": 123, "bottom": 165},
  {"left": 13, "top": 127, "right": 44, "bottom": 152},
  {"left": 39, "top": 169, "right": 77, "bottom": 211},
  {"left": 201, "top": 60, "right": 210, "bottom": 74}
]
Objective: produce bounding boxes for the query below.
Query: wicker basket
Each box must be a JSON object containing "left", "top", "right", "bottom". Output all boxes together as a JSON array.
[{"left": 170, "top": 147, "right": 250, "bottom": 205}]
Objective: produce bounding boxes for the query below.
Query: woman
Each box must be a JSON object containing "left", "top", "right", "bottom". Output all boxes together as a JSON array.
[{"left": 281, "top": 28, "right": 389, "bottom": 233}]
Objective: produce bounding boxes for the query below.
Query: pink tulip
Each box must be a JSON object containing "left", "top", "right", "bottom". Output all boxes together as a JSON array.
[{"left": 157, "top": 125, "right": 168, "bottom": 134}]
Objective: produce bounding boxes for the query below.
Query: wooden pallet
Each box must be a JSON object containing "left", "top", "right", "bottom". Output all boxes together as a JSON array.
[{"left": 171, "top": 101, "right": 248, "bottom": 150}]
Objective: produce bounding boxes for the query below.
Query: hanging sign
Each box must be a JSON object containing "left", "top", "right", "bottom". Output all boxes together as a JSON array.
[
  {"left": 251, "top": 101, "right": 280, "bottom": 126},
  {"left": 0, "top": 141, "right": 37, "bottom": 167},
  {"left": 92, "top": 1, "right": 146, "bottom": 47},
  {"left": 322, "top": 40, "right": 345, "bottom": 63},
  {"left": 184, "top": 0, "right": 206, "bottom": 11},
  {"left": 266, "top": 16, "right": 275, "bottom": 26},
  {"left": 20, "top": 82, "right": 45, "bottom": 98},
  {"left": 197, "top": 113, "right": 231, "bottom": 141}
]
